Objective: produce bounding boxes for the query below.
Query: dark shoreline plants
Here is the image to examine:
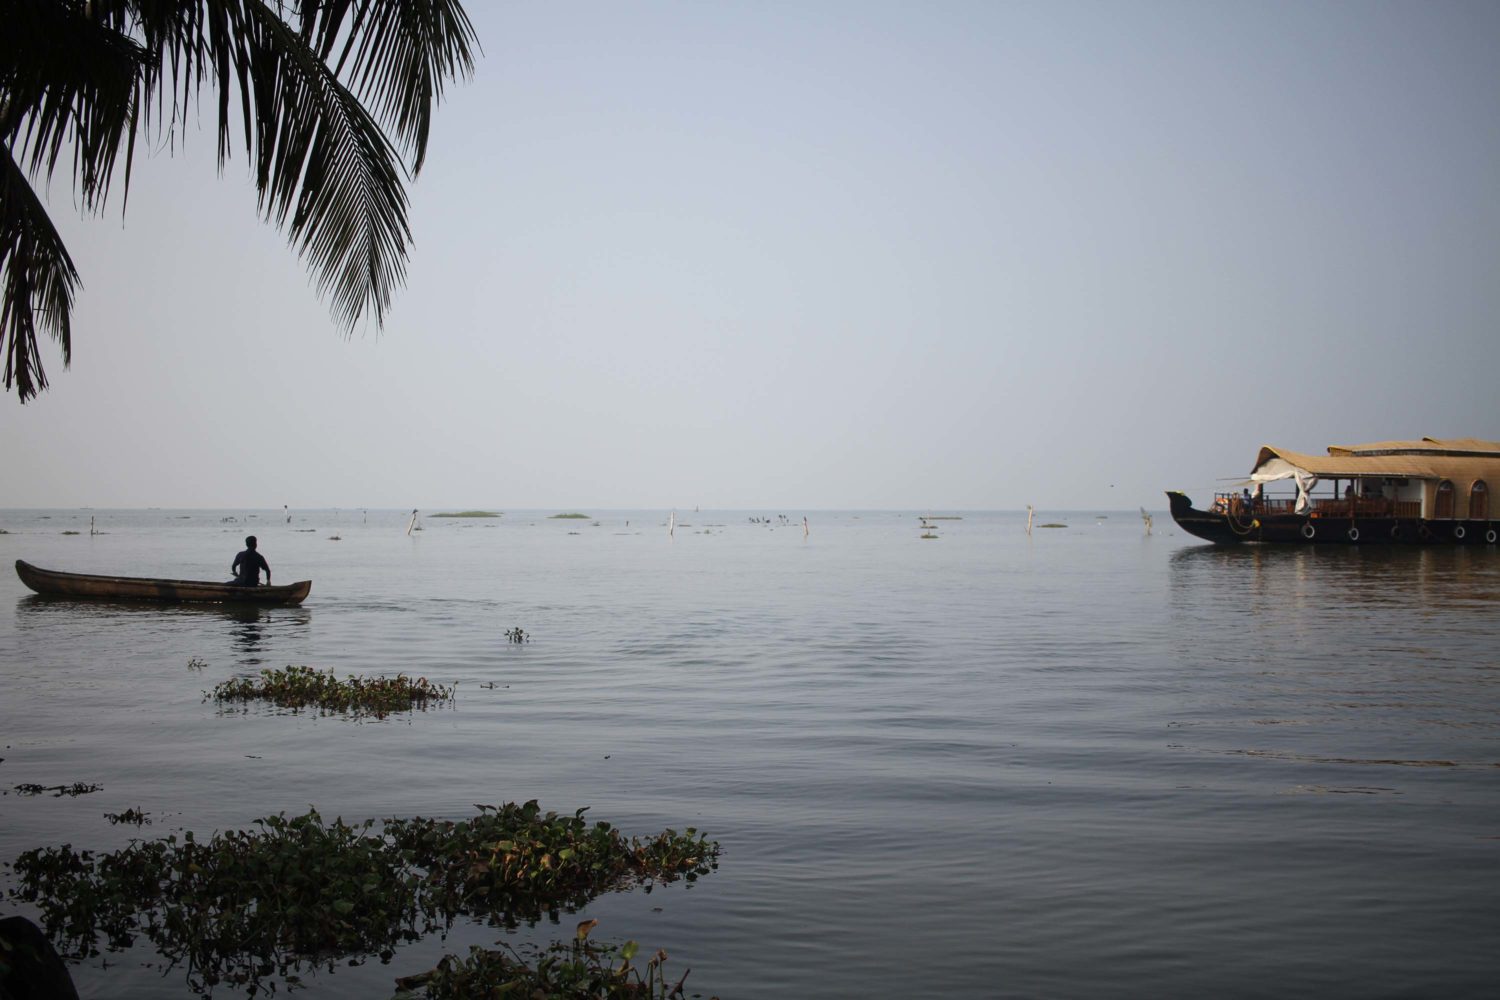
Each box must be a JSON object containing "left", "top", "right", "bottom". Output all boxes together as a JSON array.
[{"left": 6, "top": 803, "right": 719, "bottom": 997}]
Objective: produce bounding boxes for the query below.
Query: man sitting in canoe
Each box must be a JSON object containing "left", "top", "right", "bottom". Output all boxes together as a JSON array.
[{"left": 230, "top": 536, "right": 271, "bottom": 587}]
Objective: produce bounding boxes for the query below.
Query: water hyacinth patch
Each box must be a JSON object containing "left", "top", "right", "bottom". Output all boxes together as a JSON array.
[
  {"left": 208, "top": 666, "right": 454, "bottom": 718},
  {"left": 384, "top": 801, "right": 718, "bottom": 926},
  {"left": 8, "top": 810, "right": 421, "bottom": 991},
  {"left": 6, "top": 803, "right": 719, "bottom": 997},
  {"left": 396, "top": 919, "right": 717, "bottom": 1000}
]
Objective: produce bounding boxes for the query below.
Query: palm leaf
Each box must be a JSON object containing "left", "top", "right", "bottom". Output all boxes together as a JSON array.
[
  {"left": 0, "top": 0, "right": 475, "bottom": 401},
  {"left": 119, "top": 0, "right": 439, "bottom": 328},
  {"left": 1, "top": 0, "right": 145, "bottom": 210},
  {"left": 0, "top": 149, "right": 78, "bottom": 401},
  {"left": 299, "top": 0, "right": 479, "bottom": 173},
  {"left": 238, "top": 2, "right": 412, "bottom": 328}
]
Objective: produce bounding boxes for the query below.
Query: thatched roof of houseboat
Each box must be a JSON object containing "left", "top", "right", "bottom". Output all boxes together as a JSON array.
[
  {"left": 1326, "top": 438, "right": 1500, "bottom": 457},
  {"left": 1252, "top": 439, "right": 1500, "bottom": 483}
]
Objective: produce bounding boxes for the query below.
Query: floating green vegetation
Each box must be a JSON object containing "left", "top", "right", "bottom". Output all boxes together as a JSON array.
[
  {"left": 430, "top": 511, "right": 501, "bottom": 518},
  {"left": 10, "top": 810, "right": 420, "bottom": 990},
  {"left": 383, "top": 802, "right": 715, "bottom": 928},
  {"left": 13, "top": 782, "right": 101, "bottom": 797},
  {"left": 9, "top": 804, "right": 719, "bottom": 997},
  {"left": 1038, "top": 523, "right": 1069, "bottom": 529},
  {"left": 550, "top": 512, "right": 590, "bottom": 519},
  {"left": 397, "top": 920, "right": 710, "bottom": 1000},
  {"left": 187, "top": 657, "right": 208, "bottom": 672},
  {"left": 504, "top": 627, "right": 530, "bottom": 644},
  {"left": 208, "top": 666, "right": 454, "bottom": 718},
  {"left": 920, "top": 532, "right": 938, "bottom": 539},
  {"left": 60, "top": 530, "right": 80, "bottom": 535}
]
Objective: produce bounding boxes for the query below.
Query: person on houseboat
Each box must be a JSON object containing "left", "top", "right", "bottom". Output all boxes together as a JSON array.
[{"left": 231, "top": 536, "right": 271, "bottom": 587}]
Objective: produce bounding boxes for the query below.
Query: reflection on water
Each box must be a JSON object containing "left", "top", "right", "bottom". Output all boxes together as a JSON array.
[
  {"left": 1169, "top": 541, "right": 1500, "bottom": 604},
  {"left": 15, "top": 595, "right": 307, "bottom": 624},
  {"left": 1164, "top": 542, "right": 1500, "bottom": 771},
  {"left": 14, "top": 596, "right": 312, "bottom": 669}
]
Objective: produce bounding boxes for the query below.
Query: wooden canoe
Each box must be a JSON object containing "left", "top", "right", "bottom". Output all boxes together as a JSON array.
[{"left": 14, "top": 560, "right": 311, "bottom": 606}]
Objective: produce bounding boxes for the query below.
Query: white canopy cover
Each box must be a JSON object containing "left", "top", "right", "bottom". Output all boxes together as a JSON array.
[{"left": 1250, "top": 458, "right": 1317, "bottom": 512}]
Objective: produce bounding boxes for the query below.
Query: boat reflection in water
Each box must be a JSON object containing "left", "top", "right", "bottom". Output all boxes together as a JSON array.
[
  {"left": 1170, "top": 542, "right": 1500, "bottom": 608},
  {"left": 15, "top": 595, "right": 311, "bottom": 669},
  {"left": 1166, "top": 543, "right": 1500, "bottom": 762}
]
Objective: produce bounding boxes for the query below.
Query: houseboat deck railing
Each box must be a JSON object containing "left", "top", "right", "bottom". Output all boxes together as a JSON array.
[{"left": 1211, "top": 493, "right": 1422, "bottom": 519}]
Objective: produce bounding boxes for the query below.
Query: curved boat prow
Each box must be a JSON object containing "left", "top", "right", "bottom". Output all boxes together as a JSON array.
[
  {"left": 1165, "top": 491, "right": 1244, "bottom": 545},
  {"left": 1166, "top": 491, "right": 1194, "bottom": 520}
]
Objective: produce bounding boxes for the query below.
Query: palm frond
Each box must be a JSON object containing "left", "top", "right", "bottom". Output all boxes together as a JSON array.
[
  {"left": 0, "top": 149, "right": 79, "bottom": 402},
  {"left": 0, "top": 0, "right": 476, "bottom": 400},
  {"left": 299, "top": 0, "right": 479, "bottom": 173},
  {"left": 238, "top": 2, "right": 412, "bottom": 329},
  {"left": 58, "top": 1, "right": 417, "bottom": 331},
  {"left": 1, "top": 0, "right": 145, "bottom": 210}
]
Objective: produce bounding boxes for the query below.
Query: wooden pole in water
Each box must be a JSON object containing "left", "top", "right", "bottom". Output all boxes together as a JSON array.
[
  {"left": 407, "top": 509, "right": 419, "bottom": 536},
  {"left": 1027, "top": 505, "right": 1034, "bottom": 535}
]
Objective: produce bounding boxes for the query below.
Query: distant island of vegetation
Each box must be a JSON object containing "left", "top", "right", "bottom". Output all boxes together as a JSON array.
[
  {"left": 430, "top": 511, "right": 501, "bottom": 518},
  {"left": 549, "top": 513, "right": 590, "bottom": 519}
]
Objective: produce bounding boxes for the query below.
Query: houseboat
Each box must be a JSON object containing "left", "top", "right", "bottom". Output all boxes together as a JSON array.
[{"left": 1167, "top": 437, "right": 1498, "bottom": 545}]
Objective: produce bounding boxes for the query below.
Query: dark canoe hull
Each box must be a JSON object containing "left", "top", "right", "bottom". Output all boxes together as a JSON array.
[
  {"left": 14, "top": 560, "right": 311, "bottom": 605},
  {"left": 1166, "top": 492, "right": 1500, "bottom": 546}
]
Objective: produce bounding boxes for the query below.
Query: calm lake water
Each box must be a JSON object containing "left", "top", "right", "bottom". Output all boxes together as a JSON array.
[{"left": 1, "top": 508, "right": 1497, "bottom": 998}]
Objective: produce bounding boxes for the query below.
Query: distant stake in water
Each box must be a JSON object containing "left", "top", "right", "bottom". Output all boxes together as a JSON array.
[
  {"left": 1027, "top": 505, "right": 1035, "bottom": 535},
  {"left": 407, "top": 509, "right": 419, "bottom": 536}
]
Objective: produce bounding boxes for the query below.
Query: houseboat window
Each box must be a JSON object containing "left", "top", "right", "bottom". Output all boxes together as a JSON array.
[
  {"left": 1472, "top": 480, "right": 1489, "bottom": 520},
  {"left": 1435, "top": 480, "right": 1455, "bottom": 519}
]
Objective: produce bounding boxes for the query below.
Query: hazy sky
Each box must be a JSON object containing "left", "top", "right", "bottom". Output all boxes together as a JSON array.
[{"left": 4, "top": 1, "right": 1498, "bottom": 510}]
